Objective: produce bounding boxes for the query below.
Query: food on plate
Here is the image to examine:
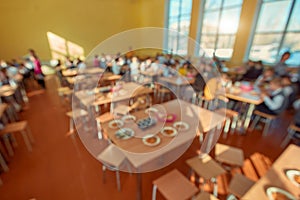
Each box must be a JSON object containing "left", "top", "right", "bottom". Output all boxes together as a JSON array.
[
  {"left": 271, "top": 192, "right": 290, "bottom": 200},
  {"left": 164, "top": 129, "right": 174, "bottom": 135},
  {"left": 146, "top": 137, "right": 157, "bottom": 144},
  {"left": 294, "top": 175, "right": 300, "bottom": 184}
]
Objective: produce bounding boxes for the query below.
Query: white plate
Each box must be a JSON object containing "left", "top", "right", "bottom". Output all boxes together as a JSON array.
[
  {"left": 160, "top": 126, "right": 178, "bottom": 137},
  {"left": 145, "top": 107, "right": 158, "bottom": 114},
  {"left": 115, "top": 128, "right": 134, "bottom": 140},
  {"left": 286, "top": 169, "right": 300, "bottom": 187},
  {"left": 266, "top": 187, "right": 296, "bottom": 200},
  {"left": 108, "top": 120, "right": 124, "bottom": 129},
  {"left": 121, "top": 115, "right": 136, "bottom": 123},
  {"left": 142, "top": 135, "right": 161, "bottom": 146},
  {"left": 173, "top": 121, "right": 189, "bottom": 131}
]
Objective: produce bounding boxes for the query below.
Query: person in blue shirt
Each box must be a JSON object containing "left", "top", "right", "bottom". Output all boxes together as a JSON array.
[{"left": 112, "top": 58, "right": 121, "bottom": 75}]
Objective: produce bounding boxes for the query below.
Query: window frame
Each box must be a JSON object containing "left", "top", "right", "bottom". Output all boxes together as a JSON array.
[
  {"left": 246, "top": 0, "right": 299, "bottom": 65},
  {"left": 164, "top": 0, "right": 193, "bottom": 55},
  {"left": 196, "top": 0, "right": 243, "bottom": 59}
]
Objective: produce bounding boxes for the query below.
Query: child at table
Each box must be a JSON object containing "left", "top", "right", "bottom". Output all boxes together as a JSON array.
[
  {"left": 255, "top": 78, "right": 288, "bottom": 115},
  {"left": 254, "top": 68, "right": 275, "bottom": 88},
  {"left": 281, "top": 75, "right": 298, "bottom": 109}
]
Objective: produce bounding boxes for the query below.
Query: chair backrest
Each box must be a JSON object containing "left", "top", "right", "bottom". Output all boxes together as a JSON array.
[
  {"left": 204, "top": 78, "right": 219, "bottom": 101},
  {"left": 97, "top": 144, "right": 126, "bottom": 167}
]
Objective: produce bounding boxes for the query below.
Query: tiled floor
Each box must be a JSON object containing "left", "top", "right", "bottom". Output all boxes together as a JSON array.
[{"left": 0, "top": 75, "right": 294, "bottom": 200}]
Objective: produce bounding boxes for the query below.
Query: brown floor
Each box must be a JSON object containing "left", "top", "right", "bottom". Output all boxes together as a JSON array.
[{"left": 0, "top": 75, "right": 295, "bottom": 200}]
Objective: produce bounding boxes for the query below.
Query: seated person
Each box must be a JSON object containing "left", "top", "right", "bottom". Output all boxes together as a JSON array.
[
  {"left": 293, "top": 99, "right": 300, "bottom": 127},
  {"left": 220, "top": 73, "right": 232, "bottom": 89},
  {"left": 282, "top": 75, "right": 298, "bottom": 109},
  {"left": 178, "top": 63, "right": 188, "bottom": 76},
  {"left": 186, "top": 67, "right": 196, "bottom": 78},
  {"left": 256, "top": 78, "right": 288, "bottom": 115},
  {"left": 274, "top": 51, "right": 290, "bottom": 76},
  {"left": 254, "top": 68, "right": 275, "bottom": 87},
  {"left": 112, "top": 58, "right": 121, "bottom": 75},
  {"left": 242, "top": 60, "right": 264, "bottom": 81}
]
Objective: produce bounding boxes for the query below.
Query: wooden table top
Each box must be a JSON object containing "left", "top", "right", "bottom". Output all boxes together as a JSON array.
[
  {"left": 62, "top": 69, "right": 78, "bottom": 77},
  {"left": 215, "top": 143, "right": 244, "bottom": 167},
  {"left": 0, "top": 85, "right": 17, "bottom": 97},
  {"left": 102, "top": 99, "right": 225, "bottom": 168},
  {"left": 75, "top": 82, "right": 152, "bottom": 107},
  {"left": 159, "top": 76, "right": 195, "bottom": 86},
  {"left": 225, "top": 89, "right": 263, "bottom": 105},
  {"left": 186, "top": 154, "right": 226, "bottom": 180},
  {"left": 242, "top": 144, "right": 300, "bottom": 200},
  {"left": 153, "top": 169, "right": 199, "bottom": 200}
]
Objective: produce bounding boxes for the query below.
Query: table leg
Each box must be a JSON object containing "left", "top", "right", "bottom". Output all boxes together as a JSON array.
[
  {"left": 137, "top": 173, "right": 142, "bottom": 200},
  {"left": 243, "top": 104, "right": 255, "bottom": 131}
]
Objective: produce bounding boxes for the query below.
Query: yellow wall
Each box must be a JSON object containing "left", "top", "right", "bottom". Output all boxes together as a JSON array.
[
  {"left": 0, "top": 0, "right": 259, "bottom": 67},
  {"left": 0, "top": 0, "right": 149, "bottom": 60}
]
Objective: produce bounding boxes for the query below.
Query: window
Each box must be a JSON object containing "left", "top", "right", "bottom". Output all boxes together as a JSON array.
[
  {"left": 198, "top": 0, "right": 243, "bottom": 59},
  {"left": 248, "top": 0, "right": 300, "bottom": 66},
  {"left": 165, "top": 0, "right": 193, "bottom": 55}
]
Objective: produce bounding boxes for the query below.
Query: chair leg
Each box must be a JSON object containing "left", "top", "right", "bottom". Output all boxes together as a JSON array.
[
  {"left": 0, "top": 153, "right": 9, "bottom": 172},
  {"left": 97, "top": 122, "right": 103, "bottom": 140},
  {"left": 223, "top": 118, "right": 231, "bottom": 139},
  {"left": 152, "top": 185, "right": 157, "bottom": 200},
  {"left": 262, "top": 119, "right": 272, "bottom": 137},
  {"left": 230, "top": 116, "right": 238, "bottom": 134},
  {"left": 21, "top": 130, "right": 32, "bottom": 152},
  {"left": 211, "top": 177, "right": 218, "bottom": 197},
  {"left": 9, "top": 133, "right": 18, "bottom": 148},
  {"left": 199, "top": 132, "right": 204, "bottom": 144},
  {"left": 116, "top": 170, "right": 121, "bottom": 191},
  {"left": 3, "top": 135, "right": 14, "bottom": 156},
  {"left": 280, "top": 129, "right": 295, "bottom": 148},
  {"left": 102, "top": 165, "right": 106, "bottom": 183},
  {"left": 26, "top": 126, "right": 35, "bottom": 143},
  {"left": 249, "top": 115, "right": 260, "bottom": 131}
]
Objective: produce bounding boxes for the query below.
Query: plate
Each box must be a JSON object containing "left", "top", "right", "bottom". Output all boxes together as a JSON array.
[
  {"left": 266, "top": 187, "right": 296, "bottom": 200},
  {"left": 286, "top": 169, "right": 300, "bottom": 187},
  {"left": 145, "top": 107, "right": 159, "bottom": 114},
  {"left": 121, "top": 115, "right": 136, "bottom": 123},
  {"left": 115, "top": 128, "right": 134, "bottom": 140},
  {"left": 142, "top": 135, "right": 161, "bottom": 146},
  {"left": 160, "top": 126, "right": 178, "bottom": 137},
  {"left": 108, "top": 120, "right": 124, "bottom": 129},
  {"left": 157, "top": 113, "right": 177, "bottom": 123},
  {"left": 173, "top": 121, "right": 189, "bottom": 131}
]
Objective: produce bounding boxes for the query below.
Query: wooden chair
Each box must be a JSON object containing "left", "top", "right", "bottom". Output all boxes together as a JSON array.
[
  {"left": 216, "top": 152, "right": 272, "bottom": 198},
  {"left": 0, "top": 121, "right": 34, "bottom": 156},
  {"left": 97, "top": 144, "right": 126, "bottom": 191},
  {"left": 215, "top": 108, "right": 239, "bottom": 139},
  {"left": 249, "top": 110, "right": 277, "bottom": 136},
  {"left": 152, "top": 169, "right": 198, "bottom": 200},
  {"left": 57, "top": 87, "right": 72, "bottom": 110},
  {"left": 0, "top": 151, "right": 9, "bottom": 172},
  {"left": 157, "top": 87, "right": 172, "bottom": 103},
  {"left": 96, "top": 112, "right": 114, "bottom": 140},
  {"left": 65, "top": 109, "right": 88, "bottom": 137},
  {"left": 228, "top": 174, "right": 255, "bottom": 198},
  {"left": 281, "top": 123, "right": 300, "bottom": 148},
  {"left": 186, "top": 155, "right": 226, "bottom": 197}
]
